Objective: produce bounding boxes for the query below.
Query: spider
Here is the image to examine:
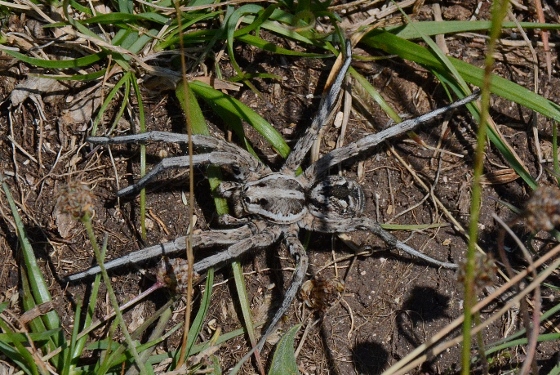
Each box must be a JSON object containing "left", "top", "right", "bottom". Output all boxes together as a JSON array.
[{"left": 67, "top": 41, "right": 479, "bottom": 357}]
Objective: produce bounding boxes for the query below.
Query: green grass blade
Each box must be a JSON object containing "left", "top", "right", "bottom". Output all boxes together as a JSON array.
[
  {"left": 61, "top": 0, "right": 132, "bottom": 70},
  {"left": 101, "top": 299, "right": 177, "bottom": 369},
  {"left": 112, "top": 28, "right": 140, "bottom": 50},
  {"left": 231, "top": 260, "right": 258, "bottom": 348},
  {"left": 479, "top": 332, "right": 560, "bottom": 363},
  {"left": 91, "top": 71, "right": 131, "bottom": 135},
  {"left": 349, "top": 67, "right": 400, "bottom": 122},
  {"left": 183, "top": 81, "right": 260, "bottom": 161},
  {"left": 92, "top": 323, "right": 249, "bottom": 372},
  {"left": 142, "top": 325, "right": 248, "bottom": 366},
  {"left": 386, "top": 21, "right": 560, "bottom": 40},
  {"left": 396, "top": 12, "right": 469, "bottom": 94},
  {"left": 268, "top": 324, "right": 301, "bottom": 375},
  {"left": 61, "top": 300, "right": 81, "bottom": 375},
  {"left": 0, "top": 175, "right": 61, "bottom": 337},
  {"left": 175, "top": 81, "right": 235, "bottom": 366},
  {"left": 484, "top": 300, "right": 560, "bottom": 353},
  {"left": 18, "top": 273, "right": 50, "bottom": 347},
  {"left": 121, "top": 306, "right": 174, "bottom": 374},
  {"left": 128, "top": 73, "right": 147, "bottom": 240},
  {"left": 80, "top": 12, "right": 169, "bottom": 25},
  {"left": 462, "top": 4, "right": 510, "bottom": 372},
  {"left": 108, "top": 72, "right": 132, "bottom": 134},
  {"left": 361, "top": 30, "right": 560, "bottom": 122},
  {"left": 189, "top": 80, "right": 290, "bottom": 158},
  {"left": 177, "top": 81, "right": 260, "bottom": 365},
  {"left": 153, "top": 11, "right": 223, "bottom": 51},
  {"left": 129, "top": 29, "right": 158, "bottom": 53},
  {"left": 81, "top": 228, "right": 147, "bottom": 375},
  {"left": 360, "top": 30, "right": 554, "bottom": 188},
  {"left": 236, "top": 34, "right": 325, "bottom": 57},
  {"left": 0, "top": 49, "right": 104, "bottom": 69},
  {"left": 550, "top": 364, "right": 560, "bottom": 375},
  {"left": 184, "top": 268, "right": 215, "bottom": 357},
  {"left": 176, "top": 82, "right": 229, "bottom": 213},
  {"left": 554, "top": 124, "right": 560, "bottom": 185},
  {"left": 225, "top": 4, "right": 265, "bottom": 77},
  {"left": 67, "top": 0, "right": 92, "bottom": 15},
  {"left": 237, "top": 5, "right": 327, "bottom": 44},
  {"left": 433, "top": 73, "right": 536, "bottom": 189},
  {"left": 234, "top": 3, "right": 278, "bottom": 38},
  {"left": 0, "top": 336, "right": 40, "bottom": 375},
  {"left": 0, "top": 329, "right": 61, "bottom": 344},
  {"left": 70, "top": 273, "right": 102, "bottom": 372}
]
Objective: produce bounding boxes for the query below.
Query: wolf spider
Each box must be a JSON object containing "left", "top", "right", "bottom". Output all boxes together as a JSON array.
[{"left": 68, "top": 41, "right": 478, "bottom": 355}]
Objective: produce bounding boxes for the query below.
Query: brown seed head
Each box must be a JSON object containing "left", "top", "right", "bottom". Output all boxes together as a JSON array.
[
  {"left": 523, "top": 186, "right": 560, "bottom": 232},
  {"left": 55, "top": 181, "right": 94, "bottom": 219},
  {"left": 157, "top": 257, "right": 199, "bottom": 294}
]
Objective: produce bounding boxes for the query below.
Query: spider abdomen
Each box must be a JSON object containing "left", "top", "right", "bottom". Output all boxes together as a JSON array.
[
  {"left": 308, "top": 176, "right": 365, "bottom": 220},
  {"left": 240, "top": 174, "right": 307, "bottom": 224}
]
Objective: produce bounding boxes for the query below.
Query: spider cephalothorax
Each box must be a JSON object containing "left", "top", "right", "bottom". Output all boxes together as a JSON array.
[
  {"left": 218, "top": 173, "right": 364, "bottom": 224},
  {"left": 219, "top": 174, "right": 308, "bottom": 223},
  {"left": 67, "top": 41, "right": 479, "bottom": 363}
]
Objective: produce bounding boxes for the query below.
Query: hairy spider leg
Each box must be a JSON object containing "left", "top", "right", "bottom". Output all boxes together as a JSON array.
[
  {"left": 230, "top": 225, "right": 310, "bottom": 370},
  {"left": 255, "top": 225, "right": 309, "bottom": 350},
  {"left": 89, "top": 132, "right": 252, "bottom": 158},
  {"left": 281, "top": 41, "right": 353, "bottom": 173},
  {"left": 192, "top": 225, "right": 282, "bottom": 271},
  {"left": 114, "top": 152, "right": 255, "bottom": 196},
  {"left": 305, "top": 91, "right": 480, "bottom": 180},
  {"left": 301, "top": 216, "right": 458, "bottom": 269},
  {"left": 88, "top": 132, "right": 270, "bottom": 186},
  {"left": 65, "top": 224, "right": 260, "bottom": 281}
]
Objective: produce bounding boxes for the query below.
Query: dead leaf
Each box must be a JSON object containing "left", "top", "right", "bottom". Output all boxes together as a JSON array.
[
  {"left": 9, "top": 77, "right": 66, "bottom": 107},
  {"left": 59, "top": 84, "right": 103, "bottom": 130},
  {"left": 480, "top": 169, "right": 519, "bottom": 185}
]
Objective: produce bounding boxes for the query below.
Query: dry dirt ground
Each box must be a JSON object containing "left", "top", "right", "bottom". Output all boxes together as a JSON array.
[{"left": 1, "top": 1, "right": 560, "bottom": 374}]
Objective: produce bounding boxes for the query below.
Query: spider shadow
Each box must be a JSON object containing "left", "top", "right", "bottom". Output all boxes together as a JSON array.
[
  {"left": 394, "top": 286, "right": 451, "bottom": 371},
  {"left": 304, "top": 234, "right": 459, "bottom": 373},
  {"left": 317, "top": 284, "right": 452, "bottom": 374},
  {"left": 312, "top": 308, "right": 390, "bottom": 374},
  {"left": 350, "top": 340, "right": 389, "bottom": 375}
]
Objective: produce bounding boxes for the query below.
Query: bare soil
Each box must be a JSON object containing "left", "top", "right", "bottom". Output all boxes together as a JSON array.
[{"left": 1, "top": 2, "right": 560, "bottom": 374}]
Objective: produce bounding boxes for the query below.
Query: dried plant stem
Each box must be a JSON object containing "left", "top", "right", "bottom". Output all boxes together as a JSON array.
[
  {"left": 383, "top": 243, "right": 560, "bottom": 375},
  {"left": 395, "top": 250, "right": 560, "bottom": 375},
  {"left": 462, "top": 2, "right": 510, "bottom": 373},
  {"left": 495, "top": 214, "right": 541, "bottom": 375},
  {"left": 81, "top": 215, "right": 148, "bottom": 375},
  {"left": 174, "top": 0, "right": 196, "bottom": 367}
]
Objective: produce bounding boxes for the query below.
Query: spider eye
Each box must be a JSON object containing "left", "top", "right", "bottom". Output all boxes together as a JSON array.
[
  {"left": 259, "top": 198, "right": 268, "bottom": 205},
  {"left": 244, "top": 197, "right": 251, "bottom": 203}
]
